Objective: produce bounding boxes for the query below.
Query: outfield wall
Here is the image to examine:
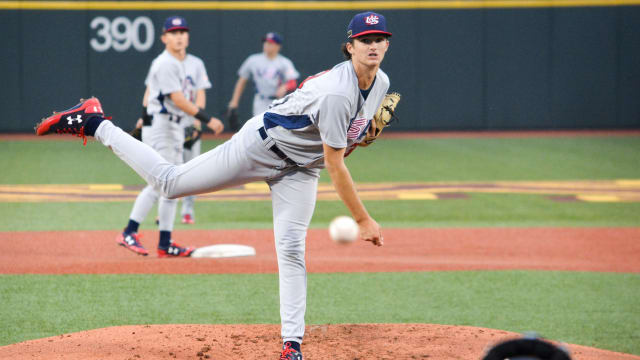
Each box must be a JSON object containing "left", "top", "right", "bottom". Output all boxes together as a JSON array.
[{"left": 1, "top": 2, "right": 639, "bottom": 132}]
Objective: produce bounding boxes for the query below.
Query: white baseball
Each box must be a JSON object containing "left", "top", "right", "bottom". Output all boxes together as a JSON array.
[{"left": 329, "top": 216, "right": 359, "bottom": 244}]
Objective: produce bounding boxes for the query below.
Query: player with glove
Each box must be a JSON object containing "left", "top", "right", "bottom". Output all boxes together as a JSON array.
[
  {"left": 116, "top": 16, "right": 223, "bottom": 257},
  {"left": 36, "top": 11, "right": 394, "bottom": 359}
]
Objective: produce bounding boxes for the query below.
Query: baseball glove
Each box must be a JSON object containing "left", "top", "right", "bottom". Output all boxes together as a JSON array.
[
  {"left": 129, "top": 126, "right": 142, "bottom": 141},
  {"left": 360, "top": 92, "right": 401, "bottom": 146},
  {"left": 183, "top": 122, "right": 202, "bottom": 150},
  {"left": 226, "top": 107, "right": 239, "bottom": 132}
]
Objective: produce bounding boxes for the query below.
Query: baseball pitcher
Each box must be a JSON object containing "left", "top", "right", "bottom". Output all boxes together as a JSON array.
[{"left": 36, "top": 11, "right": 397, "bottom": 360}]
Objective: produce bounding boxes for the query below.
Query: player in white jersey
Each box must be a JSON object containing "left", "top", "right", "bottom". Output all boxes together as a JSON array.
[
  {"left": 115, "top": 16, "right": 223, "bottom": 257},
  {"left": 36, "top": 11, "right": 391, "bottom": 359},
  {"left": 227, "top": 32, "right": 299, "bottom": 130}
]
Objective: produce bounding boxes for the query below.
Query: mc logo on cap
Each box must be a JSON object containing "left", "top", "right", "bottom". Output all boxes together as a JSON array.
[{"left": 347, "top": 11, "right": 392, "bottom": 38}]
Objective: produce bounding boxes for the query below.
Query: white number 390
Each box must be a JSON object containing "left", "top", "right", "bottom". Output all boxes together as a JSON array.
[{"left": 90, "top": 16, "right": 154, "bottom": 52}]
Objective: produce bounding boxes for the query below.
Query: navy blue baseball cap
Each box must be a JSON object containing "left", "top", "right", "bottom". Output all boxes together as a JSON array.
[
  {"left": 347, "top": 12, "right": 392, "bottom": 39},
  {"left": 263, "top": 32, "right": 283, "bottom": 44},
  {"left": 163, "top": 16, "right": 189, "bottom": 33}
]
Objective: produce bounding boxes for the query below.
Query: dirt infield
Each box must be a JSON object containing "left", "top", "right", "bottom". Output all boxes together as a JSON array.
[
  {"left": 2, "top": 227, "right": 639, "bottom": 274},
  {"left": 2, "top": 324, "right": 639, "bottom": 360},
  {"left": 2, "top": 227, "right": 639, "bottom": 359}
]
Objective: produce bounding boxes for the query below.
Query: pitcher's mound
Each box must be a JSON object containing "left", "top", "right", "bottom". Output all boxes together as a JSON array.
[
  {"left": 0, "top": 324, "right": 640, "bottom": 360},
  {"left": 1, "top": 323, "right": 637, "bottom": 360}
]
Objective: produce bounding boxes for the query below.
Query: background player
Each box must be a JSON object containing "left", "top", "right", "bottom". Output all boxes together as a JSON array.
[
  {"left": 36, "top": 11, "right": 391, "bottom": 359},
  {"left": 116, "top": 15, "right": 223, "bottom": 257},
  {"left": 226, "top": 32, "right": 299, "bottom": 131}
]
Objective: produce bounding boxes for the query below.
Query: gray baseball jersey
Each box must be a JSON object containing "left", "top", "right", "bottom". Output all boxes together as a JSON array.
[
  {"left": 146, "top": 50, "right": 212, "bottom": 121},
  {"left": 238, "top": 53, "right": 299, "bottom": 115},
  {"left": 95, "top": 58, "right": 389, "bottom": 345},
  {"left": 263, "top": 60, "right": 390, "bottom": 168},
  {"left": 143, "top": 50, "right": 211, "bottom": 153}
]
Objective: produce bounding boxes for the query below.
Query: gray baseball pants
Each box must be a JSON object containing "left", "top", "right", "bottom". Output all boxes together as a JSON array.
[
  {"left": 95, "top": 115, "right": 319, "bottom": 343},
  {"left": 129, "top": 116, "right": 184, "bottom": 232}
]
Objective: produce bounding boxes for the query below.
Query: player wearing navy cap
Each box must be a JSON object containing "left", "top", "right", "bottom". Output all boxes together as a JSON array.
[
  {"left": 36, "top": 11, "right": 392, "bottom": 359},
  {"left": 116, "top": 15, "right": 223, "bottom": 257},
  {"left": 226, "top": 31, "right": 300, "bottom": 130}
]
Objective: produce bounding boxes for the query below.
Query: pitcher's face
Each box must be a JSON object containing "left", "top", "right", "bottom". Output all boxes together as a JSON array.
[{"left": 348, "top": 35, "right": 389, "bottom": 68}]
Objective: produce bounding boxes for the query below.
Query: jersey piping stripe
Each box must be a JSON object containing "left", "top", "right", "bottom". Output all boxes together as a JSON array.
[
  {"left": 2, "top": 0, "right": 639, "bottom": 11},
  {"left": 263, "top": 112, "right": 312, "bottom": 130},
  {"left": 157, "top": 93, "right": 168, "bottom": 115},
  {"left": 298, "top": 70, "right": 330, "bottom": 90}
]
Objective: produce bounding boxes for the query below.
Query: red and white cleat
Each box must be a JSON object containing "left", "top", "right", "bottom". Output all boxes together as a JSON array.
[{"left": 35, "top": 97, "right": 105, "bottom": 145}]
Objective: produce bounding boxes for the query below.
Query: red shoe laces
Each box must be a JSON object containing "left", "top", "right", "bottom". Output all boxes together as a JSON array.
[
  {"left": 56, "top": 126, "right": 87, "bottom": 146},
  {"left": 280, "top": 342, "right": 296, "bottom": 359},
  {"left": 52, "top": 115, "right": 110, "bottom": 146}
]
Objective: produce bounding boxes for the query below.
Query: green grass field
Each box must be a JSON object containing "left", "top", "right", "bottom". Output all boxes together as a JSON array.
[
  {"left": 1, "top": 135, "right": 639, "bottom": 354},
  {"left": 3, "top": 136, "right": 640, "bottom": 184}
]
